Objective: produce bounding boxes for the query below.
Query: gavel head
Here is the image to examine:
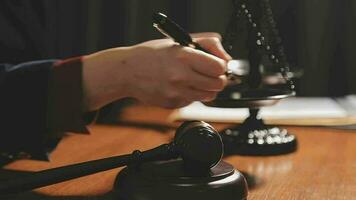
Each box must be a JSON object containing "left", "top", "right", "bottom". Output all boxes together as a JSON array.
[{"left": 174, "top": 121, "right": 224, "bottom": 172}]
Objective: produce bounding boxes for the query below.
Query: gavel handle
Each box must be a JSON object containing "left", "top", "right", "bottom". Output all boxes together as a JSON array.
[{"left": 0, "top": 144, "right": 176, "bottom": 194}]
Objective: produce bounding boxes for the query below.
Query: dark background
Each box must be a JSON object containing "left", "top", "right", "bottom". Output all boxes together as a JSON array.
[{"left": 1, "top": 0, "right": 356, "bottom": 97}]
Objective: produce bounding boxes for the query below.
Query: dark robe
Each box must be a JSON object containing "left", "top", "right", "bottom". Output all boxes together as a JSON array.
[{"left": 0, "top": 1, "right": 89, "bottom": 163}]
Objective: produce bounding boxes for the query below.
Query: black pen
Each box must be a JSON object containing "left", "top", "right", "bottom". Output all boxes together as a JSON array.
[{"left": 152, "top": 12, "right": 248, "bottom": 78}]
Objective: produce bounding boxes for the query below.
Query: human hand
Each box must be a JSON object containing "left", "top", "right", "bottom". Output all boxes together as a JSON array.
[{"left": 82, "top": 32, "right": 233, "bottom": 111}]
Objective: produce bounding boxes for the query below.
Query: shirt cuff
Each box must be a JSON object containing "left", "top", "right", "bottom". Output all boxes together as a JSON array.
[{"left": 47, "top": 57, "right": 96, "bottom": 134}]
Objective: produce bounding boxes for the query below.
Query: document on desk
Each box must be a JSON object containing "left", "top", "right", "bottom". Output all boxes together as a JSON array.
[{"left": 171, "top": 95, "right": 356, "bottom": 126}]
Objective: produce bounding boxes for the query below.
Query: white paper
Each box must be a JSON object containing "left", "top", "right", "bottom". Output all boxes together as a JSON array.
[{"left": 172, "top": 97, "right": 352, "bottom": 123}]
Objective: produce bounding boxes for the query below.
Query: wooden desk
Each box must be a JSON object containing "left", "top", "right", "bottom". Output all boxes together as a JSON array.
[{"left": 2, "top": 105, "right": 356, "bottom": 200}]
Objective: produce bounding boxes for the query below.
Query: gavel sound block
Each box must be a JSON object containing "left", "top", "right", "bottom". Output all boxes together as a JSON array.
[
  {"left": 0, "top": 121, "right": 248, "bottom": 200},
  {"left": 114, "top": 121, "right": 248, "bottom": 200},
  {"left": 115, "top": 159, "right": 247, "bottom": 200}
]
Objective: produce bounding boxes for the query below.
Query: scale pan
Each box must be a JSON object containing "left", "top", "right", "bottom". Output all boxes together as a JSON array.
[{"left": 204, "top": 87, "right": 295, "bottom": 108}]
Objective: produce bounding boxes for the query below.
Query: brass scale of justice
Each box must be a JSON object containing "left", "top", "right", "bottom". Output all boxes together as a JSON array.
[{"left": 0, "top": 0, "right": 298, "bottom": 199}]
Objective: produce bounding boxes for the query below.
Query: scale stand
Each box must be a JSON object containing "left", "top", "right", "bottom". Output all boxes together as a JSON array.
[
  {"left": 206, "top": 0, "right": 298, "bottom": 156},
  {"left": 205, "top": 85, "right": 297, "bottom": 156}
]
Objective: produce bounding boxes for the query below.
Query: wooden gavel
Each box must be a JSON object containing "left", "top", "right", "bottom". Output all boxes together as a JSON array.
[{"left": 0, "top": 121, "right": 223, "bottom": 194}]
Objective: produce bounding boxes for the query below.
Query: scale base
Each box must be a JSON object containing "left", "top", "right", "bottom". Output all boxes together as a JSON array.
[
  {"left": 221, "top": 113, "right": 297, "bottom": 156},
  {"left": 114, "top": 159, "right": 248, "bottom": 200},
  {"left": 222, "top": 125, "right": 297, "bottom": 156}
]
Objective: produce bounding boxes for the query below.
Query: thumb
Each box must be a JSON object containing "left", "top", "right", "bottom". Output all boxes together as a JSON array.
[{"left": 190, "top": 32, "right": 222, "bottom": 40}]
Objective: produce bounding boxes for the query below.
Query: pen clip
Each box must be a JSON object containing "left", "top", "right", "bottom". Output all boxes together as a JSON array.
[{"left": 153, "top": 23, "right": 173, "bottom": 40}]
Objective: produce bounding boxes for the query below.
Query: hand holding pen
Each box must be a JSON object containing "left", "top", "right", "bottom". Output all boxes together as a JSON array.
[
  {"left": 81, "top": 13, "right": 235, "bottom": 110},
  {"left": 152, "top": 12, "right": 248, "bottom": 80}
]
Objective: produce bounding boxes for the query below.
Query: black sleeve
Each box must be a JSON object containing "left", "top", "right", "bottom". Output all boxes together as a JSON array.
[
  {"left": 0, "top": 60, "right": 57, "bottom": 161},
  {"left": 0, "top": 59, "right": 96, "bottom": 163},
  {"left": 0, "top": 2, "right": 96, "bottom": 164}
]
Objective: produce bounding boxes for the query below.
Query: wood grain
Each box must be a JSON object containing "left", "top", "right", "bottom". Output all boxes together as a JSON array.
[{"left": 2, "top": 105, "right": 356, "bottom": 199}]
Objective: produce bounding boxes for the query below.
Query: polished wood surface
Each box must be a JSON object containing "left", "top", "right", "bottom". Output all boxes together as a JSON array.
[{"left": 2, "top": 105, "right": 356, "bottom": 199}]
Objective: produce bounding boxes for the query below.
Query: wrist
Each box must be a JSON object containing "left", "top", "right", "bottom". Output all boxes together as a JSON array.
[{"left": 82, "top": 47, "right": 133, "bottom": 111}]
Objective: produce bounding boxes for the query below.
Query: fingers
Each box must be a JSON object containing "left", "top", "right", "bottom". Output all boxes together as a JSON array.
[
  {"left": 194, "top": 37, "right": 232, "bottom": 61},
  {"left": 185, "top": 88, "right": 218, "bottom": 102},
  {"left": 160, "top": 87, "right": 218, "bottom": 108},
  {"left": 186, "top": 72, "right": 227, "bottom": 92},
  {"left": 177, "top": 46, "right": 227, "bottom": 78},
  {"left": 166, "top": 64, "right": 227, "bottom": 92},
  {"left": 160, "top": 72, "right": 226, "bottom": 108}
]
